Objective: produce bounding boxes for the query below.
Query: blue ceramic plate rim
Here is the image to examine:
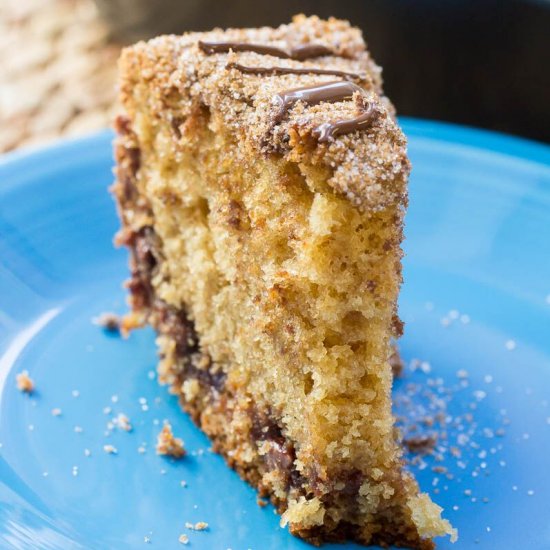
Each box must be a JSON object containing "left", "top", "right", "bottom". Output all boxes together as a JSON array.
[{"left": 1, "top": 119, "right": 550, "bottom": 550}]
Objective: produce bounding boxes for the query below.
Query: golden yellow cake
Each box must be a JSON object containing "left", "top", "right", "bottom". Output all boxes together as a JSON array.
[{"left": 112, "top": 14, "right": 456, "bottom": 548}]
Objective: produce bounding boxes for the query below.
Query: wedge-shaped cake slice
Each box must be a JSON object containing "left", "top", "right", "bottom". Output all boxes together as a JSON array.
[{"left": 113, "top": 15, "right": 456, "bottom": 548}]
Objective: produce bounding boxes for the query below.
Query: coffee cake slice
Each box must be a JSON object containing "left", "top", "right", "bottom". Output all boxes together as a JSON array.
[{"left": 112, "top": 15, "right": 456, "bottom": 548}]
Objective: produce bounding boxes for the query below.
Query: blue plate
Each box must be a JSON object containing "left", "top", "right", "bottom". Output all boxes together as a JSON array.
[{"left": 1, "top": 119, "right": 549, "bottom": 550}]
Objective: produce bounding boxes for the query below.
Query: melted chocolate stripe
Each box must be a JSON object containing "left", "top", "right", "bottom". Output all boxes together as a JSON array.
[
  {"left": 199, "top": 40, "right": 336, "bottom": 60},
  {"left": 226, "top": 62, "right": 361, "bottom": 81},
  {"left": 273, "top": 81, "right": 363, "bottom": 123},
  {"left": 291, "top": 44, "right": 335, "bottom": 61},
  {"left": 312, "top": 102, "right": 378, "bottom": 142}
]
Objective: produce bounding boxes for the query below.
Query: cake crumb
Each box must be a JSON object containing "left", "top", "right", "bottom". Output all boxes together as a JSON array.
[
  {"left": 156, "top": 422, "right": 186, "bottom": 458},
  {"left": 103, "top": 444, "right": 118, "bottom": 454},
  {"left": 505, "top": 339, "right": 516, "bottom": 351},
  {"left": 186, "top": 521, "right": 209, "bottom": 531},
  {"left": 114, "top": 413, "right": 133, "bottom": 432},
  {"left": 16, "top": 371, "right": 34, "bottom": 393},
  {"left": 51, "top": 408, "right": 62, "bottom": 417},
  {"left": 93, "top": 312, "right": 121, "bottom": 332},
  {"left": 120, "top": 311, "right": 145, "bottom": 337},
  {"left": 403, "top": 435, "right": 436, "bottom": 454},
  {"left": 178, "top": 534, "right": 189, "bottom": 544}
]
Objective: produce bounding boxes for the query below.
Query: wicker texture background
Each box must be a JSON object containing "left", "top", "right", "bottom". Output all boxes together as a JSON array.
[{"left": 0, "top": 0, "right": 121, "bottom": 153}]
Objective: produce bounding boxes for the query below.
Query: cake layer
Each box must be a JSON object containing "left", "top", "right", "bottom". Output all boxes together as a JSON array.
[{"left": 112, "top": 15, "right": 456, "bottom": 548}]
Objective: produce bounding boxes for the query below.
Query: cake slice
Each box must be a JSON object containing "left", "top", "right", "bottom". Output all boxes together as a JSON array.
[{"left": 112, "top": 15, "right": 456, "bottom": 548}]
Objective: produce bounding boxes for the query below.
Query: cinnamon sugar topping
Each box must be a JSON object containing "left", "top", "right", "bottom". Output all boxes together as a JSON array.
[{"left": 313, "top": 100, "right": 378, "bottom": 142}]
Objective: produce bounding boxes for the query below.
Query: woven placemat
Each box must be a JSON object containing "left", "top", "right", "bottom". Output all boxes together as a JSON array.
[{"left": 1, "top": 0, "right": 121, "bottom": 153}]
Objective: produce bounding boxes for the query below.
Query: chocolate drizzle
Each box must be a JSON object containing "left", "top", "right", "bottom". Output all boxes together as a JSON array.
[
  {"left": 226, "top": 62, "right": 361, "bottom": 81},
  {"left": 313, "top": 101, "right": 378, "bottom": 142},
  {"left": 199, "top": 40, "right": 336, "bottom": 60},
  {"left": 291, "top": 44, "right": 336, "bottom": 60},
  {"left": 272, "top": 81, "right": 362, "bottom": 123}
]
